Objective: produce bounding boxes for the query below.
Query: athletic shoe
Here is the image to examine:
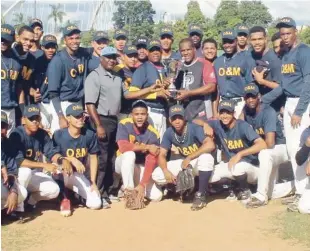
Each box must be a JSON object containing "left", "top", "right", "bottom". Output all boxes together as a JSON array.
[
  {"left": 190, "top": 192, "right": 207, "bottom": 211},
  {"left": 60, "top": 198, "right": 72, "bottom": 217},
  {"left": 246, "top": 196, "right": 267, "bottom": 209},
  {"left": 237, "top": 189, "right": 252, "bottom": 204},
  {"left": 24, "top": 203, "right": 36, "bottom": 212},
  {"left": 109, "top": 194, "right": 121, "bottom": 203},
  {"left": 226, "top": 189, "right": 237, "bottom": 201},
  {"left": 281, "top": 194, "right": 297, "bottom": 205},
  {"left": 287, "top": 194, "right": 301, "bottom": 213},
  {"left": 102, "top": 197, "right": 111, "bottom": 209}
]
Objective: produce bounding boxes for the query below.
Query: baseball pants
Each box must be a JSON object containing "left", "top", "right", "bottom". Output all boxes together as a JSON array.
[
  {"left": 39, "top": 102, "right": 53, "bottom": 131},
  {"left": 18, "top": 167, "right": 60, "bottom": 205},
  {"left": 209, "top": 161, "right": 259, "bottom": 184},
  {"left": 298, "top": 177, "right": 310, "bottom": 214},
  {"left": 50, "top": 101, "right": 75, "bottom": 134},
  {"left": 1, "top": 108, "right": 16, "bottom": 135},
  {"left": 148, "top": 107, "right": 166, "bottom": 140},
  {"left": 115, "top": 151, "right": 162, "bottom": 201},
  {"left": 64, "top": 172, "right": 102, "bottom": 209},
  {"left": 1, "top": 180, "right": 28, "bottom": 210},
  {"left": 283, "top": 98, "right": 310, "bottom": 195},
  {"left": 152, "top": 153, "right": 215, "bottom": 185}
]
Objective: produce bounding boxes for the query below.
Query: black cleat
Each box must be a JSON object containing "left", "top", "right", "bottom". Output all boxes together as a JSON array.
[{"left": 191, "top": 192, "right": 207, "bottom": 211}]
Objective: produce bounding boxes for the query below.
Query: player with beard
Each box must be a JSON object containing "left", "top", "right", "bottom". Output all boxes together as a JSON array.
[
  {"left": 88, "top": 31, "right": 109, "bottom": 73},
  {"left": 236, "top": 24, "right": 249, "bottom": 52},
  {"left": 271, "top": 32, "right": 283, "bottom": 58},
  {"left": 29, "top": 18, "right": 44, "bottom": 58},
  {"left": 188, "top": 24, "right": 204, "bottom": 58},
  {"left": 135, "top": 36, "right": 149, "bottom": 65}
]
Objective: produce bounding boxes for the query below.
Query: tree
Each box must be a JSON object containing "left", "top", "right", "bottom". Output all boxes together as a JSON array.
[
  {"left": 300, "top": 26, "right": 310, "bottom": 45},
  {"left": 112, "top": 1, "right": 155, "bottom": 41},
  {"left": 81, "top": 29, "right": 95, "bottom": 47},
  {"left": 48, "top": 4, "right": 66, "bottom": 33},
  {"left": 172, "top": 19, "right": 188, "bottom": 51},
  {"left": 12, "top": 13, "right": 31, "bottom": 32},
  {"left": 267, "top": 17, "right": 282, "bottom": 38},
  {"left": 238, "top": 1, "right": 272, "bottom": 28},
  {"left": 59, "top": 19, "right": 79, "bottom": 33},
  {"left": 184, "top": 1, "right": 206, "bottom": 26},
  {"left": 214, "top": 1, "right": 241, "bottom": 31}
]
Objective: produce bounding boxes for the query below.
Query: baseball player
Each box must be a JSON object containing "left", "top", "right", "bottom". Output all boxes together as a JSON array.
[
  {"left": 271, "top": 32, "right": 283, "bottom": 58},
  {"left": 52, "top": 103, "right": 102, "bottom": 215},
  {"left": 236, "top": 24, "right": 249, "bottom": 52},
  {"left": 175, "top": 38, "right": 217, "bottom": 120},
  {"left": 262, "top": 17, "right": 310, "bottom": 210},
  {"left": 188, "top": 24, "right": 204, "bottom": 58},
  {"left": 152, "top": 105, "right": 216, "bottom": 211},
  {"left": 48, "top": 24, "right": 89, "bottom": 133},
  {"left": 1, "top": 24, "right": 23, "bottom": 134},
  {"left": 294, "top": 127, "right": 310, "bottom": 214},
  {"left": 240, "top": 84, "right": 292, "bottom": 208},
  {"left": 113, "top": 29, "right": 127, "bottom": 64},
  {"left": 202, "top": 38, "right": 218, "bottom": 64},
  {"left": 213, "top": 29, "right": 253, "bottom": 118},
  {"left": 88, "top": 31, "right": 109, "bottom": 73},
  {"left": 135, "top": 36, "right": 149, "bottom": 65},
  {"left": 29, "top": 18, "right": 44, "bottom": 58},
  {"left": 115, "top": 100, "right": 162, "bottom": 201},
  {"left": 1, "top": 111, "right": 28, "bottom": 215},
  {"left": 33, "top": 35, "right": 58, "bottom": 131},
  {"left": 159, "top": 26, "right": 181, "bottom": 62},
  {"left": 195, "top": 100, "right": 267, "bottom": 201},
  {"left": 129, "top": 39, "right": 171, "bottom": 138},
  {"left": 8, "top": 105, "right": 63, "bottom": 212}
]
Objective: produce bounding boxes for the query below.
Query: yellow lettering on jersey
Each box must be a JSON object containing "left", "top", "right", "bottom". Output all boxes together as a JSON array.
[
  {"left": 256, "top": 128, "right": 264, "bottom": 135},
  {"left": 75, "top": 148, "right": 87, "bottom": 158},
  {"left": 70, "top": 69, "right": 77, "bottom": 78},
  {"left": 10, "top": 70, "right": 18, "bottom": 80},
  {"left": 77, "top": 64, "right": 84, "bottom": 74},
  {"left": 44, "top": 77, "right": 48, "bottom": 84},
  {"left": 218, "top": 67, "right": 241, "bottom": 76},
  {"left": 124, "top": 77, "right": 132, "bottom": 89},
  {"left": 224, "top": 139, "right": 244, "bottom": 150},
  {"left": 22, "top": 66, "right": 32, "bottom": 80},
  {"left": 1, "top": 70, "right": 5, "bottom": 79},
  {"left": 129, "top": 134, "right": 136, "bottom": 143},
  {"left": 66, "top": 149, "right": 75, "bottom": 157},
  {"left": 177, "top": 144, "right": 198, "bottom": 156},
  {"left": 281, "top": 64, "right": 295, "bottom": 74},
  {"left": 26, "top": 149, "right": 33, "bottom": 157}
]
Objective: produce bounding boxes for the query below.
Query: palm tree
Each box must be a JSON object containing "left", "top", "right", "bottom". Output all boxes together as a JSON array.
[
  {"left": 12, "top": 12, "right": 26, "bottom": 31},
  {"left": 59, "top": 19, "right": 79, "bottom": 33},
  {"left": 48, "top": 4, "right": 66, "bottom": 33}
]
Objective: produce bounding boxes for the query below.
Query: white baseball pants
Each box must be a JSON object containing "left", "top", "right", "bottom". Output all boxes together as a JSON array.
[
  {"left": 2, "top": 108, "right": 16, "bottom": 135},
  {"left": 298, "top": 177, "right": 310, "bottom": 214},
  {"left": 283, "top": 98, "right": 310, "bottom": 194},
  {"left": 39, "top": 103, "right": 53, "bottom": 131},
  {"left": 115, "top": 151, "right": 162, "bottom": 201},
  {"left": 147, "top": 107, "right": 166, "bottom": 140},
  {"left": 1, "top": 180, "right": 28, "bottom": 210},
  {"left": 50, "top": 101, "right": 74, "bottom": 134}
]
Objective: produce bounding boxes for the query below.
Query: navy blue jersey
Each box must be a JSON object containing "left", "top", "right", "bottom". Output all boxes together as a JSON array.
[
  {"left": 47, "top": 48, "right": 89, "bottom": 102},
  {"left": 244, "top": 105, "right": 285, "bottom": 145},
  {"left": 88, "top": 54, "right": 100, "bottom": 73},
  {"left": 9, "top": 126, "right": 59, "bottom": 163},
  {"left": 53, "top": 128, "right": 99, "bottom": 165},
  {"left": 1, "top": 50, "right": 22, "bottom": 108},
  {"left": 214, "top": 52, "right": 253, "bottom": 98},
  {"left": 1, "top": 138, "right": 18, "bottom": 176},
  {"left": 130, "top": 61, "right": 167, "bottom": 109},
  {"left": 33, "top": 55, "right": 52, "bottom": 103},
  {"left": 207, "top": 119, "right": 260, "bottom": 165},
  {"left": 161, "top": 122, "right": 205, "bottom": 157},
  {"left": 30, "top": 49, "right": 44, "bottom": 59}
]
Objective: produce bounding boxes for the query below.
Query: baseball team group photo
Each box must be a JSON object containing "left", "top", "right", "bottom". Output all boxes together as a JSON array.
[{"left": 1, "top": 0, "right": 310, "bottom": 250}]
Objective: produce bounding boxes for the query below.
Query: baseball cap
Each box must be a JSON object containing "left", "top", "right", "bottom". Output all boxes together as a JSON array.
[
  {"left": 66, "top": 103, "right": 84, "bottom": 117},
  {"left": 218, "top": 100, "right": 235, "bottom": 113},
  {"left": 124, "top": 45, "right": 138, "bottom": 55},
  {"left": 93, "top": 31, "right": 109, "bottom": 41},
  {"left": 23, "top": 104, "right": 40, "bottom": 118},
  {"left": 101, "top": 46, "right": 119, "bottom": 57},
  {"left": 169, "top": 105, "right": 185, "bottom": 119},
  {"left": 221, "top": 29, "right": 237, "bottom": 40},
  {"left": 236, "top": 24, "right": 249, "bottom": 35},
  {"left": 276, "top": 17, "right": 296, "bottom": 28},
  {"left": 29, "top": 18, "right": 43, "bottom": 28},
  {"left": 244, "top": 84, "right": 259, "bottom": 96},
  {"left": 1, "top": 111, "right": 8, "bottom": 124},
  {"left": 135, "top": 36, "right": 148, "bottom": 47},
  {"left": 148, "top": 39, "right": 161, "bottom": 50},
  {"left": 160, "top": 26, "right": 173, "bottom": 37},
  {"left": 114, "top": 29, "right": 127, "bottom": 39},
  {"left": 42, "top": 35, "right": 57, "bottom": 47},
  {"left": 1, "top": 24, "right": 15, "bottom": 42},
  {"left": 188, "top": 24, "right": 203, "bottom": 36},
  {"left": 132, "top": 100, "right": 148, "bottom": 110},
  {"left": 63, "top": 24, "right": 81, "bottom": 37}
]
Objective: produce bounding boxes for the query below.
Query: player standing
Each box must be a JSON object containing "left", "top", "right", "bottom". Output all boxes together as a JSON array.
[
  {"left": 236, "top": 24, "right": 249, "bottom": 52},
  {"left": 202, "top": 38, "right": 218, "bottom": 64},
  {"left": 188, "top": 24, "right": 204, "bottom": 58},
  {"left": 135, "top": 36, "right": 149, "bottom": 65},
  {"left": 88, "top": 31, "right": 109, "bottom": 73},
  {"left": 29, "top": 18, "right": 44, "bottom": 58},
  {"left": 113, "top": 29, "right": 127, "bottom": 64}
]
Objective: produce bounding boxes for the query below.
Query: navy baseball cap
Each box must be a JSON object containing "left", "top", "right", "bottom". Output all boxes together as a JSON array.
[
  {"left": 221, "top": 29, "right": 237, "bottom": 40},
  {"left": 23, "top": 104, "right": 40, "bottom": 118},
  {"left": 1, "top": 111, "right": 8, "bottom": 124},
  {"left": 101, "top": 46, "right": 119, "bottom": 57},
  {"left": 66, "top": 103, "right": 84, "bottom": 117},
  {"left": 29, "top": 18, "right": 43, "bottom": 28},
  {"left": 124, "top": 45, "right": 138, "bottom": 55},
  {"left": 148, "top": 39, "right": 161, "bottom": 50},
  {"left": 42, "top": 35, "right": 57, "bottom": 46},
  {"left": 188, "top": 24, "right": 203, "bottom": 36},
  {"left": 169, "top": 105, "right": 185, "bottom": 119},
  {"left": 160, "top": 26, "right": 173, "bottom": 37},
  {"left": 63, "top": 24, "right": 81, "bottom": 37},
  {"left": 276, "top": 17, "right": 296, "bottom": 28},
  {"left": 93, "top": 31, "right": 109, "bottom": 41},
  {"left": 135, "top": 36, "right": 148, "bottom": 47},
  {"left": 132, "top": 100, "right": 148, "bottom": 110},
  {"left": 1, "top": 24, "right": 15, "bottom": 42},
  {"left": 218, "top": 100, "right": 235, "bottom": 113},
  {"left": 244, "top": 84, "right": 259, "bottom": 96},
  {"left": 236, "top": 24, "right": 249, "bottom": 35},
  {"left": 114, "top": 29, "right": 127, "bottom": 39}
]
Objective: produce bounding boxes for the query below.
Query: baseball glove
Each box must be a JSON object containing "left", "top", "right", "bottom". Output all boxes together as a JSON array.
[
  {"left": 176, "top": 166, "right": 195, "bottom": 194},
  {"left": 124, "top": 189, "right": 145, "bottom": 210}
]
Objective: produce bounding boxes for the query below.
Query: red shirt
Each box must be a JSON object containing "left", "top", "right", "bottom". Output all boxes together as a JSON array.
[{"left": 202, "top": 59, "right": 217, "bottom": 85}]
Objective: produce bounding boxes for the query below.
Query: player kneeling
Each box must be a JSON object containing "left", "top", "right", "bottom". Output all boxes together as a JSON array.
[
  {"left": 152, "top": 105, "right": 216, "bottom": 211},
  {"left": 115, "top": 100, "right": 162, "bottom": 209},
  {"left": 52, "top": 103, "right": 102, "bottom": 216}
]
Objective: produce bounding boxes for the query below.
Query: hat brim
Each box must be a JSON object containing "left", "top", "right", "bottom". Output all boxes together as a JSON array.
[
  {"left": 160, "top": 32, "right": 173, "bottom": 38},
  {"left": 244, "top": 92, "right": 259, "bottom": 97},
  {"left": 1, "top": 119, "right": 8, "bottom": 125},
  {"left": 148, "top": 45, "right": 161, "bottom": 50},
  {"left": 114, "top": 35, "right": 127, "bottom": 40},
  {"left": 101, "top": 53, "right": 120, "bottom": 57},
  {"left": 1, "top": 34, "right": 14, "bottom": 43},
  {"left": 219, "top": 107, "right": 234, "bottom": 113},
  {"left": 276, "top": 22, "right": 296, "bottom": 29},
  {"left": 42, "top": 41, "right": 57, "bottom": 47},
  {"left": 66, "top": 111, "right": 85, "bottom": 117},
  {"left": 189, "top": 30, "right": 203, "bottom": 36},
  {"left": 222, "top": 37, "right": 236, "bottom": 41},
  {"left": 31, "top": 22, "right": 43, "bottom": 28},
  {"left": 169, "top": 112, "right": 185, "bottom": 119},
  {"left": 64, "top": 29, "right": 81, "bottom": 37},
  {"left": 94, "top": 37, "right": 109, "bottom": 42},
  {"left": 237, "top": 31, "right": 249, "bottom": 36}
]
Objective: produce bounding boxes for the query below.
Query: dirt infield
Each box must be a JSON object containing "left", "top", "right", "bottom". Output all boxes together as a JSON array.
[{"left": 1, "top": 198, "right": 308, "bottom": 251}]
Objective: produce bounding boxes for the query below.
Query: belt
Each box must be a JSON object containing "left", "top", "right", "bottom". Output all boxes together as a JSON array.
[
  {"left": 68, "top": 98, "right": 82, "bottom": 102},
  {"left": 99, "top": 114, "right": 118, "bottom": 120},
  {"left": 221, "top": 96, "right": 243, "bottom": 103},
  {"left": 287, "top": 95, "right": 299, "bottom": 98},
  {"left": 149, "top": 107, "right": 166, "bottom": 115}
]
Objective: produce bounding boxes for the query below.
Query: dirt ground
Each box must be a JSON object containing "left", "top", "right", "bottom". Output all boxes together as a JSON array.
[{"left": 1, "top": 196, "right": 309, "bottom": 251}]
